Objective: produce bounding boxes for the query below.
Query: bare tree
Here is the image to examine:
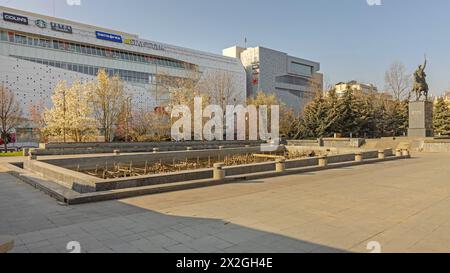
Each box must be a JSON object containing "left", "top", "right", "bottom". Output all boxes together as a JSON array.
[
  {"left": 198, "top": 71, "right": 242, "bottom": 110},
  {"left": 0, "top": 84, "right": 22, "bottom": 152},
  {"left": 385, "top": 62, "right": 412, "bottom": 101},
  {"left": 128, "top": 109, "right": 170, "bottom": 141}
]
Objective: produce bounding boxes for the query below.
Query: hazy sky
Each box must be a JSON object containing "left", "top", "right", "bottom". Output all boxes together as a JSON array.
[{"left": 1, "top": 0, "right": 450, "bottom": 95}]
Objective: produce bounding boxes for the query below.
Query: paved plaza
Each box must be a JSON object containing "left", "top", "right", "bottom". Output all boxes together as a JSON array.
[{"left": 1, "top": 153, "right": 450, "bottom": 253}]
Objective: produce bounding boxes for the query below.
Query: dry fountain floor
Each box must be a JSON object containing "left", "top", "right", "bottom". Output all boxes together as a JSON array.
[{"left": 1, "top": 153, "right": 450, "bottom": 253}]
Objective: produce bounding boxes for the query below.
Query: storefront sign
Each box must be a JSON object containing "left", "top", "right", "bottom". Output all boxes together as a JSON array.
[
  {"left": 95, "top": 31, "right": 123, "bottom": 43},
  {"left": 124, "top": 38, "right": 164, "bottom": 51},
  {"left": 35, "top": 19, "right": 47, "bottom": 28},
  {"left": 51, "top": 22, "right": 73, "bottom": 34},
  {"left": 3, "top": 12, "right": 28, "bottom": 25}
]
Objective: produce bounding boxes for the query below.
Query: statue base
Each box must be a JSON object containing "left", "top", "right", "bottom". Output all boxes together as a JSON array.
[{"left": 408, "top": 101, "right": 434, "bottom": 137}]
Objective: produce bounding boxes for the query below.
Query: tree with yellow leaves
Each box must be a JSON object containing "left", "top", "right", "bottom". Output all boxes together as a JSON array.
[
  {"left": 44, "top": 81, "right": 97, "bottom": 142},
  {"left": 89, "top": 69, "right": 126, "bottom": 142}
]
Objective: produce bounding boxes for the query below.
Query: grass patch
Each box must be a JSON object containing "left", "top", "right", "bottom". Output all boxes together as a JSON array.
[{"left": 0, "top": 151, "right": 23, "bottom": 157}]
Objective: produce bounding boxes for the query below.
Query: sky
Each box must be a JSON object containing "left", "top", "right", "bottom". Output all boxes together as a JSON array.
[{"left": 1, "top": 0, "right": 450, "bottom": 95}]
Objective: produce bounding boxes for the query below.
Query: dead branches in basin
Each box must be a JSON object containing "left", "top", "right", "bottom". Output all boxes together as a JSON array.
[{"left": 80, "top": 151, "right": 315, "bottom": 179}]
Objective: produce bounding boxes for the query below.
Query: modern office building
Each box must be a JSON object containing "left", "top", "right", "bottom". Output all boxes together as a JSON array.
[
  {"left": 0, "top": 6, "right": 246, "bottom": 116},
  {"left": 223, "top": 46, "right": 322, "bottom": 114}
]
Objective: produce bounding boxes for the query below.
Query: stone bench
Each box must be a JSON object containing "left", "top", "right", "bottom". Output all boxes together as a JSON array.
[{"left": 0, "top": 236, "right": 14, "bottom": 253}]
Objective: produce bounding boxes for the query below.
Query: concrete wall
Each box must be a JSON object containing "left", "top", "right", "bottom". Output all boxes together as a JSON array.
[
  {"left": 40, "top": 146, "right": 270, "bottom": 171},
  {"left": 287, "top": 138, "right": 365, "bottom": 148},
  {"left": 422, "top": 140, "right": 450, "bottom": 153},
  {"left": 24, "top": 160, "right": 100, "bottom": 193},
  {"left": 24, "top": 146, "right": 388, "bottom": 193},
  {"left": 34, "top": 141, "right": 264, "bottom": 156}
]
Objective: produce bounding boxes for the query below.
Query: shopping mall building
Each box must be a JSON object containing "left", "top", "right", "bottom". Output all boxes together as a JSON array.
[
  {"left": 1, "top": 6, "right": 322, "bottom": 145},
  {"left": 0, "top": 6, "right": 246, "bottom": 115}
]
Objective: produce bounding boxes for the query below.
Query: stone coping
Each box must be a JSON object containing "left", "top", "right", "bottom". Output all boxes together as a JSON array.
[{"left": 24, "top": 148, "right": 382, "bottom": 193}]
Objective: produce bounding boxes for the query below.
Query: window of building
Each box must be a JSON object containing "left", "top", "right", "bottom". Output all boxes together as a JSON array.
[
  {"left": 290, "top": 62, "right": 313, "bottom": 77},
  {"left": 0, "top": 31, "right": 7, "bottom": 41},
  {"left": 14, "top": 34, "right": 27, "bottom": 44},
  {"left": 2, "top": 30, "right": 196, "bottom": 71}
]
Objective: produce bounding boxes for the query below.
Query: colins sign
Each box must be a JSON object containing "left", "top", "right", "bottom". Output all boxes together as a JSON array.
[
  {"left": 124, "top": 38, "right": 164, "bottom": 51},
  {"left": 51, "top": 22, "right": 73, "bottom": 34},
  {"left": 3, "top": 12, "right": 28, "bottom": 25},
  {"left": 95, "top": 31, "right": 123, "bottom": 43}
]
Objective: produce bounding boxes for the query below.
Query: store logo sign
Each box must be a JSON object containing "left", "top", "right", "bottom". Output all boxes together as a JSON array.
[
  {"left": 3, "top": 12, "right": 28, "bottom": 25},
  {"left": 51, "top": 22, "right": 73, "bottom": 34},
  {"left": 35, "top": 19, "right": 47, "bottom": 28},
  {"left": 95, "top": 31, "right": 122, "bottom": 43},
  {"left": 124, "top": 38, "right": 164, "bottom": 51}
]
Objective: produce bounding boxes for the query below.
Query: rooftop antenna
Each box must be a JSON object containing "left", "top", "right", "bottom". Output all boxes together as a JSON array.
[
  {"left": 52, "top": 0, "right": 56, "bottom": 16},
  {"left": 244, "top": 37, "right": 247, "bottom": 48}
]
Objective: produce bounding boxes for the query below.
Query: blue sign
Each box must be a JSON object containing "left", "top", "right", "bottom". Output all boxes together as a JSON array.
[{"left": 95, "top": 31, "right": 122, "bottom": 43}]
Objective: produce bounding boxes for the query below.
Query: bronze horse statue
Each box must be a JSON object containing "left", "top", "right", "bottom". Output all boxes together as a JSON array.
[{"left": 411, "top": 58, "right": 429, "bottom": 101}]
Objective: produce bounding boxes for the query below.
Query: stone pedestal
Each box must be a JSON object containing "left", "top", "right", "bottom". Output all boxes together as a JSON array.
[{"left": 408, "top": 101, "right": 434, "bottom": 137}]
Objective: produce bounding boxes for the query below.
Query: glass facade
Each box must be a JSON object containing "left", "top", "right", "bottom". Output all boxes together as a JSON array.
[
  {"left": 0, "top": 29, "right": 198, "bottom": 70},
  {"left": 289, "top": 62, "right": 313, "bottom": 77},
  {"left": 13, "top": 55, "right": 153, "bottom": 84}
]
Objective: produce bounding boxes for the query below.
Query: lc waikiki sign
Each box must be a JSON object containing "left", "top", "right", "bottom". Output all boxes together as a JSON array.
[{"left": 124, "top": 38, "right": 164, "bottom": 51}]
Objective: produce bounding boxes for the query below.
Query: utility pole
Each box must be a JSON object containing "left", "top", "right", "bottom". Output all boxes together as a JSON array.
[
  {"left": 63, "top": 88, "right": 66, "bottom": 143},
  {"left": 155, "top": 58, "right": 159, "bottom": 110},
  {"left": 125, "top": 96, "right": 132, "bottom": 142}
]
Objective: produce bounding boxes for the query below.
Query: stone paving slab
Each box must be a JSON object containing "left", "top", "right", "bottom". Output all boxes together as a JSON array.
[
  {"left": 1, "top": 153, "right": 450, "bottom": 253},
  {"left": 0, "top": 236, "right": 14, "bottom": 253}
]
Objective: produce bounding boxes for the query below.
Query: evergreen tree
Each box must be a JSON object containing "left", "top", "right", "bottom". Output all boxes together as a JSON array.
[
  {"left": 335, "top": 90, "right": 358, "bottom": 137},
  {"left": 295, "top": 92, "right": 335, "bottom": 139},
  {"left": 326, "top": 88, "right": 340, "bottom": 134},
  {"left": 355, "top": 93, "right": 380, "bottom": 138},
  {"left": 396, "top": 100, "right": 409, "bottom": 136},
  {"left": 433, "top": 97, "right": 450, "bottom": 136}
]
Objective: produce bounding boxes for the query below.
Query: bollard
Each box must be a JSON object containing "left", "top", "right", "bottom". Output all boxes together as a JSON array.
[
  {"left": 113, "top": 150, "right": 120, "bottom": 156},
  {"left": 396, "top": 149, "right": 402, "bottom": 157},
  {"left": 355, "top": 152, "right": 363, "bottom": 162},
  {"left": 153, "top": 148, "right": 160, "bottom": 153},
  {"left": 318, "top": 156, "right": 328, "bottom": 167},
  {"left": 213, "top": 163, "right": 226, "bottom": 181},
  {"left": 28, "top": 153, "right": 37, "bottom": 161},
  {"left": 402, "top": 149, "right": 411, "bottom": 158},
  {"left": 22, "top": 148, "right": 30, "bottom": 157},
  {"left": 275, "top": 158, "right": 286, "bottom": 173},
  {"left": 378, "top": 150, "right": 386, "bottom": 160}
]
